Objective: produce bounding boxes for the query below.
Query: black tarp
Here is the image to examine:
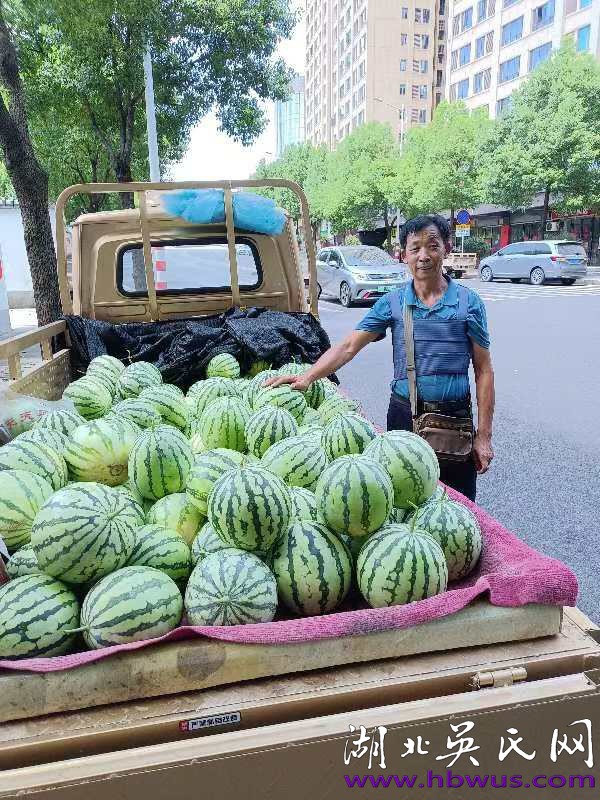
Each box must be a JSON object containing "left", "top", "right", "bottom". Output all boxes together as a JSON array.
[{"left": 65, "top": 308, "right": 333, "bottom": 391}]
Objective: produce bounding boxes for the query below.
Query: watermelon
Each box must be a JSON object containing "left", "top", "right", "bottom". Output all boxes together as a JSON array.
[
  {"left": 253, "top": 385, "right": 307, "bottom": 422},
  {"left": 315, "top": 455, "right": 393, "bottom": 537},
  {"left": 245, "top": 406, "right": 298, "bottom": 458},
  {"left": 16, "top": 427, "right": 69, "bottom": 454},
  {"left": 244, "top": 370, "right": 280, "bottom": 407},
  {"left": 116, "top": 361, "right": 162, "bottom": 399},
  {"left": 206, "top": 353, "right": 240, "bottom": 379},
  {"left": 389, "top": 506, "right": 411, "bottom": 524},
  {"left": 296, "top": 423, "right": 323, "bottom": 441},
  {"left": 261, "top": 435, "right": 328, "bottom": 490},
  {"left": 81, "top": 369, "right": 117, "bottom": 399},
  {"left": 34, "top": 409, "right": 83, "bottom": 437},
  {"left": 0, "top": 574, "right": 80, "bottom": 659},
  {"left": 317, "top": 394, "right": 361, "bottom": 424},
  {"left": 412, "top": 490, "right": 482, "bottom": 581},
  {"left": 339, "top": 531, "right": 370, "bottom": 563},
  {"left": 304, "top": 378, "right": 328, "bottom": 410},
  {"left": 364, "top": 430, "right": 439, "bottom": 509},
  {"left": 198, "top": 396, "right": 252, "bottom": 452},
  {"left": 63, "top": 377, "right": 112, "bottom": 419},
  {"left": 190, "top": 521, "right": 231, "bottom": 565},
  {"left": 0, "top": 470, "right": 54, "bottom": 552},
  {"left": 31, "top": 483, "right": 138, "bottom": 584},
  {"left": 6, "top": 545, "right": 41, "bottom": 579},
  {"left": 322, "top": 413, "right": 377, "bottom": 460},
  {"left": 289, "top": 486, "right": 321, "bottom": 523},
  {"left": 301, "top": 407, "right": 321, "bottom": 426},
  {"left": 208, "top": 466, "right": 291, "bottom": 553},
  {"left": 87, "top": 354, "right": 125, "bottom": 383},
  {"left": 111, "top": 398, "right": 162, "bottom": 429},
  {"left": 356, "top": 521, "right": 448, "bottom": 608},
  {"left": 112, "top": 484, "right": 147, "bottom": 524},
  {"left": 185, "top": 549, "right": 277, "bottom": 625},
  {"left": 80, "top": 566, "right": 183, "bottom": 648},
  {"left": 0, "top": 439, "right": 68, "bottom": 491},
  {"left": 65, "top": 417, "right": 139, "bottom": 486},
  {"left": 146, "top": 493, "right": 204, "bottom": 545},
  {"left": 186, "top": 448, "right": 247, "bottom": 515},
  {"left": 277, "top": 362, "right": 308, "bottom": 376},
  {"left": 128, "top": 425, "right": 194, "bottom": 500},
  {"left": 188, "top": 378, "right": 240, "bottom": 418},
  {"left": 126, "top": 524, "right": 192, "bottom": 582},
  {"left": 189, "top": 431, "right": 207, "bottom": 455},
  {"left": 273, "top": 521, "right": 352, "bottom": 615},
  {"left": 139, "top": 384, "right": 189, "bottom": 430},
  {"left": 246, "top": 360, "right": 271, "bottom": 378}
]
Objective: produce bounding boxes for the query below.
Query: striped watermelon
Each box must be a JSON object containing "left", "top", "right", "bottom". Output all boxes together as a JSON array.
[
  {"left": 364, "top": 431, "right": 439, "bottom": 509},
  {"left": 0, "top": 470, "right": 54, "bottom": 552},
  {"left": 6, "top": 545, "right": 41, "bottom": 579},
  {"left": 81, "top": 369, "right": 117, "bottom": 399},
  {"left": 186, "top": 448, "right": 247, "bottom": 515},
  {"left": 296, "top": 423, "right": 324, "bottom": 441},
  {"left": 34, "top": 409, "right": 83, "bottom": 437},
  {"left": 63, "top": 377, "right": 112, "bottom": 419},
  {"left": 304, "top": 378, "right": 328, "bottom": 410},
  {"left": 65, "top": 417, "right": 140, "bottom": 486},
  {"left": 139, "top": 384, "right": 189, "bottom": 430},
  {"left": 356, "top": 522, "right": 448, "bottom": 608},
  {"left": 189, "top": 431, "right": 207, "bottom": 455},
  {"left": 126, "top": 524, "right": 192, "bottom": 582},
  {"left": 146, "top": 493, "right": 204, "bottom": 545},
  {"left": 301, "top": 407, "right": 321, "bottom": 426},
  {"left": 128, "top": 425, "right": 194, "bottom": 500},
  {"left": 317, "top": 394, "right": 361, "bottom": 425},
  {"left": 188, "top": 378, "right": 240, "bottom": 418},
  {"left": 80, "top": 566, "right": 183, "bottom": 648},
  {"left": 261, "top": 435, "right": 328, "bottom": 490},
  {"left": 112, "top": 484, "right": 147, "bottom": 524},
  {"left": 31, "top": 483, "right": 138, "bottom": 584},
  {"left": 116, "top": 361, "right": 162, "bottom": 399},
  {"left": 246, "top": 360, "right": 271, "bottom": 378},
  {"left": 208, "top": 466, "right": 291, "bottom": 553},
  {"left": 245, "top": 406, "right": 298, "bottom": 458},
  {"left": 16, "top": 427, "right": 69, "bottom": 454},
  {"left": 185, "top": 549, "right": 277, "bottom": 625},
  {"left": 0, "top": 574, "right": 80, "bottom": 659},
  {"left": 198, "top": 397, "right": 251, "bottom": 452},
  {"left": 0, "top": 439, "right": 68, "bottom": 491},
  {"left": 272, "top": 521, "right": 352, "bottom": 616},
  {"left": 87, "top": 354, "right": 124, "bottom": 383},
  {"left": 389, "top": 506, "right": 411, "bottom": 524},
  {"left": 253, "top": 385, "right": 307, "bottom": 422},
  {"left": 322, "top": 413, "right": 377, "bottom": 460},
  {"left": 315, "top": 455, "right": 394, "bottom": 537},
  {"left": 289, "top": 486, "right": 321, "bottom": 522},
  {"left": 206, "top": 353, "right": 240, "bottom": 379},
  {"left": 244, "top": 370, "right": 280, "bottom": 407},
  {"left": 190, "top": 521, "right": 231, "bottom": 565},
  {"left": 412, "top": 491, "right": 482, "bottom": 581},
  {"left": 277, "top": 362, "right": 308, "bottom": 376},
  {"left": 111, "top": 398, "right": 162, "bottom": 429},
  {"left": 339, "top": 531, "right": 370, "bottom": 563}
]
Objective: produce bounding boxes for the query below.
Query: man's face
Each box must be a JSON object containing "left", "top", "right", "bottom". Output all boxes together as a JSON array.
[{"left": 401, "top": 225, "right": 451, "bottom": 279}]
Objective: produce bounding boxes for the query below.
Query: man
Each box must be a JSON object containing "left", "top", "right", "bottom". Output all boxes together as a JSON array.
[{"left": 271, "top": 214, "right": 495, "bottom": 501}]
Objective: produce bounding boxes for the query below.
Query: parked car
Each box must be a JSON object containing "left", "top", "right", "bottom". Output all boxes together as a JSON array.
[
  {"left": 479, "top": 240, "right": 588, "bottom": 286},
  {"left": 315, "top": 245, "right": 407, "bottom": 306}
]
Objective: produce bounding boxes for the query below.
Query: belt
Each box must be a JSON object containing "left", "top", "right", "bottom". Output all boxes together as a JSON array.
[{"left": 392, "top": 393, "right": 472, "bottom": 415}]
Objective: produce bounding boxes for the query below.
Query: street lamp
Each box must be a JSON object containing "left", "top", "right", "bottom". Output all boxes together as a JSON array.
[
  {"left": 374, "top": 97, "right": 406, "bottom": 151},
  {"left": 143, "top": 48, "right": 161, "bottom": 182}
]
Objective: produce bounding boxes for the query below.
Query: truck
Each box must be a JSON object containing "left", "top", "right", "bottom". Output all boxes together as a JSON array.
[
  {"left": 442, "top": 250, "right": 478, "bottom": 279},
  {"left": 1, "top": 181, "right": 599, "bottom": 799}
]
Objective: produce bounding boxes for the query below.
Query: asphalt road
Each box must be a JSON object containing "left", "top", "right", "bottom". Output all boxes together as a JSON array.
[{"left": 317, "top": 277, "right": 600, "bottom": 622}]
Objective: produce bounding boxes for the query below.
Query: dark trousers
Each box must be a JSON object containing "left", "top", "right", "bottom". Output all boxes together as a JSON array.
[{"left": 386, "top": 393, "right": 477, "bottom": 502}]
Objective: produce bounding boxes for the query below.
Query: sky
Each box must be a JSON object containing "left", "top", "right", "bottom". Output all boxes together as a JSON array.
[{"left": 170, "top": 11, "right": 306, "bottom": 182}]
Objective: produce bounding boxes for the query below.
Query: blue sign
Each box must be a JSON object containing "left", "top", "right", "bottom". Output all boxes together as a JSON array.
[{"left": 456, "top": 209, "right": 471, "bottom": 225}]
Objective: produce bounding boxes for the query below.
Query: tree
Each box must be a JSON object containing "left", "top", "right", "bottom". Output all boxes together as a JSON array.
[
  {"left": 480, "top": 43, "right": 600, "bottom": 235},
  {"left": 0, "top": 3, "right": 62, "bottom": 325},
  {"left": 0, "top": 160, "right": 15, "bottom": 199}
]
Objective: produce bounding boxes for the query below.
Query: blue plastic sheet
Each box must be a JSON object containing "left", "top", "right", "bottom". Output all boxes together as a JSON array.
[{"left": 162, "top": 190, "right": 286, "bottom": 236}]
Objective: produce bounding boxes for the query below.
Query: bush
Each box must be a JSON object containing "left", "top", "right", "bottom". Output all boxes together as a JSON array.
[{"left": 460, "top": 236, "right": 490, "bottom": 258}]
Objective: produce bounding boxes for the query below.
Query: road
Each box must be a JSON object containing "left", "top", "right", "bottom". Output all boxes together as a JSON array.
[{"left": 317, "top": 278, "right": 600, "bottom": 622}]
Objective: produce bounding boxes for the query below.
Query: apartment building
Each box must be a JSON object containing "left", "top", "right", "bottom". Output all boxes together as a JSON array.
[
  {"left": 304, "top": 0, "right": 447, "bottom": 149},
  {"left": 445, "top": 0, "right": 600, "bottom": 117},
  {"left": 275, "top": 74, "right": 306, "bottom": 157}
]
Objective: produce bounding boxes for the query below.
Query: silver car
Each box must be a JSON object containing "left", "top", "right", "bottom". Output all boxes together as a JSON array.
[
  {"left": 316, "top": 246, "right": 407, "bottom": 306},
  {"left": 479, "top": 240, "right": 588, "bottom": 286}
]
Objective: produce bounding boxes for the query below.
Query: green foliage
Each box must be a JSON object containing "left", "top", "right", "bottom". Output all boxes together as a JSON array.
[
  {"left": 461, "top": 236, "right": 490, "bottom": 257},
  {"left": 0, "top": 160, "right": 15, "bottom": 199}
]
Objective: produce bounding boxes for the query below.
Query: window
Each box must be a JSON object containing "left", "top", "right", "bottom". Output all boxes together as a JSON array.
[
  {"left": 529, "top": 42, "right": 551, "bottom": 71},
  {"left": 401, "top": 33, "right": 408, "bottom": 45},
  {"left": 119, "top": 240, "right": 261, "bottom": 296},
  {"left": 499, "top": 55, "right": 520, "bottom": 82},
  {"left": 415, "top": 7, "right": 431, "bottom": 22},
  {"left": 457, "top": 78, "right": 469, "bottom": 98},
  {"left": 477, "top": 0, "right": 486, "bottom": 20},
  {"left": 459, "top": 44, "right": 471, "bottom": 66},
  {"left": 473, "top": 69, "right": 489, "bottom": 93},
  {"left": 438, "top": 44, "right": 445, "bottom": 64},
  {"left": 461, "top": 7, "right": 473, "bottom": 30},
  {"left": 423, "top": 9, "right": 431, "bottom": 22},
  {"left": 358, "top": 61, "right": 366, "bottom": 78},
  {"left": 419, "top": 109, "right": 427, "bottom": 124},
  {"left": 436, "top": 69, "right": 443, "bottom": 87},
  {"left": 439, "top": 0, "right": 446, "bottom": 14},
  {"left": 402, "top": 6, "right": 408, "bottom": 18},
  {"left": 452, "top": 14, "right": 460, "bottom": 35},
  {"left": 496, "top": 95, "right": 513, "bottom": 115},
  {"left": 501, "top": 16, "right": 523, "bottom": 46},
  {"left": 357, "top": 110, "right": 365, "bottom": 125},
  {"left": 400, "top": 59, "right": 407, "bottom": 71},
  {"left": 415, "top": 33, "right": 430, "bottom": 48},
  {"left": 532, "top": 0, "right": 554, "bottom": 31},
  {"left": 476, "top": 35, "right": 485, "bottom": 59},
  {"left": 399, "top": 83, "right": 406, "bottom": 95},
  {"left": 357, "top": 85, "right": 366, "bottom": 103},
  {"left": 420, "top": 59, "right": 429, "bottom": 72},
  {"left": 419, "top": 85, "right": 428, "bottom": 99},
  {"left": 503, "top": 0, "right": 520, "bottom": 5},
  {"left": 576, "top": 25, "right": 590, "bottom": 52},
  {"left": 451, "top": 49, "right": 458, "bottom": 69}
]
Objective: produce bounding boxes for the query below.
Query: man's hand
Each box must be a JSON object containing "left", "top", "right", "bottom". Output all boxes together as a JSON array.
[
  {"left": 473, "top": 432, "right": 494, "bottom": 474},
  {"left": 264, "top": 374, "right": 312, "bottom": 392}
]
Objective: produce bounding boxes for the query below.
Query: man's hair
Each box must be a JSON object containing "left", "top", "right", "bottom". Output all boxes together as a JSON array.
[{"left": 400, "top": 214, "right": 451, "bottom": 249}]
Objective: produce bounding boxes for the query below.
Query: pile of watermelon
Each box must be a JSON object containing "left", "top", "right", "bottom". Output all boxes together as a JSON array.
[{"left": 0, "top": 353, "right": 482, "bottom": 660}]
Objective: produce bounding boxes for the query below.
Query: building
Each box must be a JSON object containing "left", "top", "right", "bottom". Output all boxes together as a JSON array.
[
  {"left": 445, "top": 0, "right": 600, "bottom": 118},
  {"left": 275, "top": 74, "right": 306, "bottom": 157},
  {"left": 304, "top": 0, "right": 447, "bottom": 149}
]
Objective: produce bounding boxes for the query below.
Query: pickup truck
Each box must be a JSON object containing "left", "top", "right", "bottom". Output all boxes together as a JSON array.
[
  {"left": 443, "top": 251, "right": 478, "bottom": 279},
  {"left": 1, "top": 181, "right": 599, "bottom": 799}
]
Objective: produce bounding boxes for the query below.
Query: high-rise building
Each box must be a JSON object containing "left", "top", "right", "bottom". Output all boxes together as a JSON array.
[
  {"left": 275, "top": 74, "right": 306, "bottom": 157},
  {"left": 445, "top": 0, "right": 600, "bottom": 118},
  {"left": 304, "top": 0, "right": 447, "bottom": 149}
]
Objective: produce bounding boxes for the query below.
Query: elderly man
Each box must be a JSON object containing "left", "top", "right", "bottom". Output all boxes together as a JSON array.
[{"left": 272, "top": 214, "right": 495, "bottom": 501}]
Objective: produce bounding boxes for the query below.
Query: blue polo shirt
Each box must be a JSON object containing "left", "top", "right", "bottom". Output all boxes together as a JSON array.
[{"left": 355, "top": 279, "right": 490, "bottom": 402}]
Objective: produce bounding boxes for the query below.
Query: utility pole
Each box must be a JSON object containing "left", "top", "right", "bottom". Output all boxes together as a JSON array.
[{"left": 143, "top": 48, "right": 160, "bottom": 182}]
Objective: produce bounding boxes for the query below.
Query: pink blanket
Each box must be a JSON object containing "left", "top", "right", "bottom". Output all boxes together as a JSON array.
[{"left": 0, "top": 486, "right": 577, "bottom": 673}]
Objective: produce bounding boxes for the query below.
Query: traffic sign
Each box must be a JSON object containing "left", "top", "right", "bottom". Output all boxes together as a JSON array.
[
  {"left": 455, "top": 223, "right": 471, "bottom": 237},
  {"left": 456, "top": 209, "right": 471, "bottom": 225}
]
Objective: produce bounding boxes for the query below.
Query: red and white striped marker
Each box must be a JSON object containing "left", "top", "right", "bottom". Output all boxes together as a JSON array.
[{"left": 153, "top": 247, "right": 167, "bottom": 291}]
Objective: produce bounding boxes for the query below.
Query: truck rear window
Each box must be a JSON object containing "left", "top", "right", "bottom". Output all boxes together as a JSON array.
[
  {"left": 556, "top": 243, "right": 587, "bottom": 258},
  {"left": 118, "top": 238, "right": 262, "bottom": 295}
]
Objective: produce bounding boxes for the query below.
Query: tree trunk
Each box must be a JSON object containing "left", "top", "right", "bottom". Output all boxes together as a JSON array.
[
  {"left": 0, "top": 6, "right": 62, "bottom": 326},
  {"left": 541, "top": 187, "right": 550, "bottom": 240},
  {"left": 116, "top": 160, "right": 135, "bottom": 209}
]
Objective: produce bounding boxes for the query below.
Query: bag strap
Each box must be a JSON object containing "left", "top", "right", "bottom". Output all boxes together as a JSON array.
[{"left": 402, "top": 297, "right": 418, "bottom": 423}]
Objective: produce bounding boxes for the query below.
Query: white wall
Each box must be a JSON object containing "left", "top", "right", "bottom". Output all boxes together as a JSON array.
[{"left": 0, "top": 203, "right": 57, "bottom": 305}]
